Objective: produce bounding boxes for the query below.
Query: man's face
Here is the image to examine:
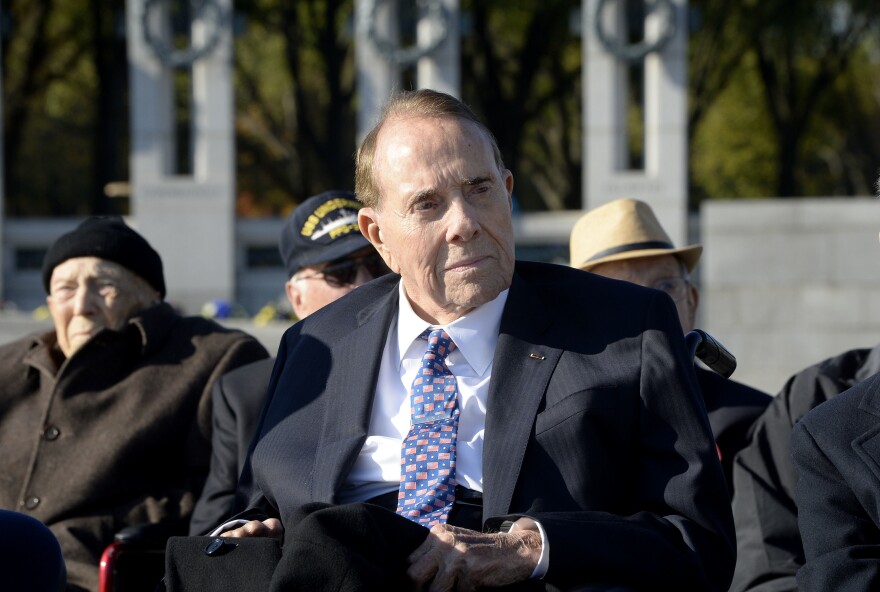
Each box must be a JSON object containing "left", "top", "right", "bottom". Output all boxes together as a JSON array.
[
  {"left": 46, "top": 257, "right": 160, "bottom": 357},
  {"left": 286, "top": 248, "right": 387, "bottom": 319},
  {"left": 590, "top": 254, "right": 699, "bottom": 333},
  {"left": 358, "top": 116, "right": 516, "bottom": 324}
]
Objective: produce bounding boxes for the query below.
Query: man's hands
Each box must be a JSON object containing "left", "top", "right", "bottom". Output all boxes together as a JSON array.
[
  {"left": 218, "top": 515, "right": 542, "bottom": 590},
  {"left": 222, "top": 518, "right": 284, "bottom": 540},
  {"left": 407, "top": 518, "right": 543, "bottom": 592}
]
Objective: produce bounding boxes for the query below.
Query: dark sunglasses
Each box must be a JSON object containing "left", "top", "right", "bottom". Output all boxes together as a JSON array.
[{"left": 317, "top": 251, "right": 391, "bottom": 288}]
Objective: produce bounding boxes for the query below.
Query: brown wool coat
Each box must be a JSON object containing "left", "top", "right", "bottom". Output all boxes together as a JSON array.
[{"left": 0, "top": 302, "right": 269, "bottom": 591}]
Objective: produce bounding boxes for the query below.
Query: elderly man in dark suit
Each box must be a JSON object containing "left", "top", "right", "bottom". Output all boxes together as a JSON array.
[{"left": 187, "top": 89, "right": 734, "bottom": 591}]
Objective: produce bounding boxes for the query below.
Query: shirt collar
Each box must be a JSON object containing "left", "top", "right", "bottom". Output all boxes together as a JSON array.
[{"left": 396, "top": 282, "right": 508, "bottom": 376}]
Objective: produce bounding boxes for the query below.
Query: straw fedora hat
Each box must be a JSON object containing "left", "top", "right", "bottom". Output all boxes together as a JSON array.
[{"left": 570, "top": 198, "right": 702, "bottom": 272}]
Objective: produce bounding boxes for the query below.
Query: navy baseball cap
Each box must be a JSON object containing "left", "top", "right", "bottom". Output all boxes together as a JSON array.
[{"left": 279, "top": 190, "right": 371, "bottom": 278}]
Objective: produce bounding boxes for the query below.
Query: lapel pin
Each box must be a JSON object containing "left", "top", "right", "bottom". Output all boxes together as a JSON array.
[{"left": 529, "top": 353, "right": 545, "bottom": 360}]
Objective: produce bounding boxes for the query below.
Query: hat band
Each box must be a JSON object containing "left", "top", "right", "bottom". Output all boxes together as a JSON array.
[{"left": 587, "top": 240, "right": 675, "bottom": 263}]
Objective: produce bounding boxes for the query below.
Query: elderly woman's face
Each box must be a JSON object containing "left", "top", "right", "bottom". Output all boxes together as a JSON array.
[{"left": 46, "top": 257, "right": 160, "bottom": 358}]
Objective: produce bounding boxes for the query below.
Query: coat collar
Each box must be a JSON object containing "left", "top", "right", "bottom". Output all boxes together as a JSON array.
[
  {"left": 856, "top": 373, "right": 880, "bottom": 419},
  {"left": 126, "top": 302, "right": 179, "bottom": 356},
  {"left": 21, "top": 302, "right": 179, "bottom": 377},
  {"left": 22, "top": 330, "right": 63, "bottom": 377},
  {"left": 855, "top": 346, "right": 880, "bottom": 384}
]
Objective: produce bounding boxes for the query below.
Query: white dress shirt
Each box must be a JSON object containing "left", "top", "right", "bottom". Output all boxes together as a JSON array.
[
  {"left": 337, "top": 281, "right": 508, "bottom": 504},
  {"left": 335, "top": 282, "right": 547, "bottom": 578}
]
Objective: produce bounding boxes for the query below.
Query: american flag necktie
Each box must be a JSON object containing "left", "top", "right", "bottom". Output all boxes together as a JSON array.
[{"left": 395, "top": 328, "right": 459, "bottom": 527}]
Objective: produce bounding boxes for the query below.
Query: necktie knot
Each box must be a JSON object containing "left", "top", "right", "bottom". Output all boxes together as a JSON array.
[{"left": 419, "top": 328, "right": 456, "bottom": 361}]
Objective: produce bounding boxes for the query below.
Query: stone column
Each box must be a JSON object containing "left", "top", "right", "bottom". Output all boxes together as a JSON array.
[
  {"left": 126, "top": 0, "right": 235, "bottom": 313},
  {"left": 355, "top": 0, "right": 400, "bottom": 144},
  {"left": 355, "top": 0, "right": 461, "bottom": 141},
  {"left": 416, "top": 0, "right": 460, "bottom": 97},
  {"left": 582, "top": 0, "right": 688, "bottom": 245}
]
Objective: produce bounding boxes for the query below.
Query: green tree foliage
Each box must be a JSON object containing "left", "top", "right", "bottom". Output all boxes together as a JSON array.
[
  {"left": 461, "top": 0, "right": 582, "bottom": 212},
  {"left": 2, "top": 0, "right": 127, "bottom": 216},
  {"left": 689, "top": 0, "right": 880, "bottom": 201},
  {"left": 233, "top": 0, "right": 583, "bottom": 215},
  {"left": 234, "top": 0, "right": 356, "bottom": 217},
  {"left": 691, "top": 54, "right": 777, "bottom": 199},
  {"left": 2, "top": 0, "right": 880, "bottom": 217},
  {"left": 806, "top": 46, "right": 880, "bottom": 196}
]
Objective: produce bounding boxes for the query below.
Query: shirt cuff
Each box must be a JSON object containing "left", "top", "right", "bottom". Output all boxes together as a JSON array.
[
  {"left": 208, "top": 518, "right": 250, "bottom": 537},
  {"left": 530, "top": 519, "right": 549, "bottom": 579},
  {"left": 501, "top": 518, "right": 549, "bottom": 580}
]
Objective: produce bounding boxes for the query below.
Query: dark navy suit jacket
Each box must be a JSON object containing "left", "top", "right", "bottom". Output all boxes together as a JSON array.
[
  {"left": 730, "top": 344, "right": 880, "bottom": 592},
  {"left": 793, "top": 371, "right": 880, "bottom": 591},
  {"left": 237, "top": 261, "right": 736, "bottom": 590},
  {"left": 190, "top": 358, "right": 275, "bottom": 535},
  {"left": 696, "top": 367, "right": 771, "bottom": 496}
]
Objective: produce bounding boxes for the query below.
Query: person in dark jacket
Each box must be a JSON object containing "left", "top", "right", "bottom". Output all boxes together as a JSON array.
[
  {"left": 569, "top": 197, "right": 772, "bottom": 495},
  {"left": 791, "top": 371, "right": 880, "bottom": 591},
  {"left": 0, "top": 509, "right": 66, "bottom": 592},
  {"left": 728, "top": 345, "right": 880, "bottom": 592},
  {"left": 189, "top": 191, "right": 390, "bottom": 534},
  {"left": 0, "top": 216, "right": 269, "bottom": 591},
  {"left": 191, "top": 89, "right": 734, "bottom": 592}
]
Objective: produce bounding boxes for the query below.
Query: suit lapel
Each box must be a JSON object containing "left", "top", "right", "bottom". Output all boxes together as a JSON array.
[
  {"left": 853, "top": 375, "right": 880, "bottom": 485},
  {"left": 307, "top": 271, "right": 565, "bottom": 513},
  {"left": 482, "top": 271, "right": 560, "bottom": 518},
  {"left": 310, "top": 284, "right": 400, "bottom": 502}
]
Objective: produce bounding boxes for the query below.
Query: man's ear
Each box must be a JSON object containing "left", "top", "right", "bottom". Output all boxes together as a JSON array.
[
  {"left": 285, "top": 280, "right": 305, "bottom": 320},
  {"left": 358, "top": 208, "right": 399, "bottom": 273},
  {"left": 503, "top": 169, "right": 514, "bottom": 208}
]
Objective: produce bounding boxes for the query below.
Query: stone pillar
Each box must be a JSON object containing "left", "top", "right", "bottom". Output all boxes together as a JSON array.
[
  {"left": 582, "top": 0, "right": 688, "bottom": 245},
  {"left": 355, "top": 0, "right": 460, "bottom": 141},
  {"left": 126, "top": 0, "right": 235, "bottom": 314},
  {"left": 416, "top": 0, "right": 460, "bottom": 97},
  {"left": 355, "top": 0, "right": 399, "bottom": 144}
]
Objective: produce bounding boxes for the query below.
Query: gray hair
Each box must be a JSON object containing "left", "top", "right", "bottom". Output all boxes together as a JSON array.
[{"left": 354, "top": 89, "right": 504, "bottom": 208}]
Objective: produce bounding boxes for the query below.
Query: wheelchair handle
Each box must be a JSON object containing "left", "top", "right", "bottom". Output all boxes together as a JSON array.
[{"left": 685, "top": 329, "right": 737, "bottom": 379}]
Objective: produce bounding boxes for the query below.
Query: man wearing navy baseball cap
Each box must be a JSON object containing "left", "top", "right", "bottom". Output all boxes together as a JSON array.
[
  {"left": 190, "top": 191, "right": 390, "bottom": 534},
  {"left": 279, "top": 190, "right": 390, "bottom": 320}
]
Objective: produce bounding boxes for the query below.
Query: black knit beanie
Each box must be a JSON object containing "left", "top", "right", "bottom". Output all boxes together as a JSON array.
[{"left": 42, "top": 216, "right": 166, "bottom": 299}]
